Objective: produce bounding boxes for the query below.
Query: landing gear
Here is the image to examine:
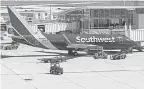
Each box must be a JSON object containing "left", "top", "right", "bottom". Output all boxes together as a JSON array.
[
  {"left": 127, "top": 47, "right": 133, "bottom": 53},
  {"left": 68, "top": 50, "right": 78, "bottom": 56},
  {"left": 68, "top": 50, "right": 73, "bottom": 55},
  {"left": 73, "top": 51, "right": 78, "bottom": 56},
  {"left": 120, "top": 49, "right": 126, "bottom": 53},
  {"left": 121, "top": 47, "right": 133, "bottom": 53}
]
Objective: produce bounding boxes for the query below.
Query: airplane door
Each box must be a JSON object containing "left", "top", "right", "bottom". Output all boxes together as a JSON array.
[{"left": 118, "top": 37, "right": 123, "bottom": 44}]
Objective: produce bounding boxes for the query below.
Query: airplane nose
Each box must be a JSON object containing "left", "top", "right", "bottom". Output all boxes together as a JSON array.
[
  {"left": 131, "top": 41, "right": 138, "bottom": 47},
  {"left": 132, "top": 41, "right": 143, "bottom": 51},
  {"left": 133, "top": 41, "right": 140, "bottom": 46}
]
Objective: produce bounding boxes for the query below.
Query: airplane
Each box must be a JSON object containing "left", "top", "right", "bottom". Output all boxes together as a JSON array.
[{"left": 7, "top": 6, "right": 143, "bottom": 56}]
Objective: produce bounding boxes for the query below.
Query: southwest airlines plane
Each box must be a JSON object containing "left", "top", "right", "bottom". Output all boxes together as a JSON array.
[{"left": 7, "top": 6, "right": 142, "bottom": 56}]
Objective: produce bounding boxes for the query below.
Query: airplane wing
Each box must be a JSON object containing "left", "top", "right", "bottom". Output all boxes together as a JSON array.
[{"left": 67, "top": 44, "right": 103, "bottom": 50}]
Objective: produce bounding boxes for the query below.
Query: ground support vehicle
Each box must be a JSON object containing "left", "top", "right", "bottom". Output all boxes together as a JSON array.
[
  {"left": 50, "top": 61, "right": 63, "bottom": 75},
  {"left": 38, "top": 56, "right": 67, "bottom": 63},
  {"left": 110, "top": 52, "right": 126, "bottom": 60},
  {"left": 1, "top": 41, "right": 19, "bottom": 50},
  {"left": 93, "top": 51, "right": 108, "bottom": 59}
]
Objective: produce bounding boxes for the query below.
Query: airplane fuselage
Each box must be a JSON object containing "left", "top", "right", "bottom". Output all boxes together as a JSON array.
[{"left": 12, "top": 33, "right": 136, "bottom": 51}]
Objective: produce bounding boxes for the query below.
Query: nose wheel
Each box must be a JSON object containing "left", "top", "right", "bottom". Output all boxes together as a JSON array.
[{"left": 68, "top": 50, "right": 78, "bottom": 56}]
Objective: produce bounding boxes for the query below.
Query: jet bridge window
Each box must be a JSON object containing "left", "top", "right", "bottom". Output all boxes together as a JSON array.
[{"left": 38, "top": 25, "right": 45, "bottom": 32}]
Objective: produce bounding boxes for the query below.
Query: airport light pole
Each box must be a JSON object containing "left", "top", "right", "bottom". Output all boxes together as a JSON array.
[
  {"left": 81, "top": 0, "right": 84, "bottom": 34},
  {"left": 50, "top": 4, "right": 51, "bottom": 21}
]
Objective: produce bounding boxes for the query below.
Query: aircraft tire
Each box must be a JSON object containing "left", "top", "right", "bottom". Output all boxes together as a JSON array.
[
  {"left": 4, "top": 47, "right": 7, "bottom": 50},
  {"left": 44, "top": 60, "right": 48, "bottom": 63},
  {"left": 61, "top": 70, "right": 63, "bottom": 74},
  {"left": 73, "top": 52, "right": 78, "bottom": 56}
]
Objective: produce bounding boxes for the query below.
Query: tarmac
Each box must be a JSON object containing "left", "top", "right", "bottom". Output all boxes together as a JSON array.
[{"left": 1, "top": 44, "right": 144, "bottom": 89}]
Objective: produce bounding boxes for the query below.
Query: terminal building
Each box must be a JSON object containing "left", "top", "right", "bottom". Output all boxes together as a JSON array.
[{"left": 18, "top": 1, "right": 144, "bottom": 35}]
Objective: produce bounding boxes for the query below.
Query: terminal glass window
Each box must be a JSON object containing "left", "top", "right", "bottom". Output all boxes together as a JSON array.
[
  {"left": 56, "top": 8, "right": 137, "bottom": 30},
  {"left": 0, "top": 24, "right": 7, "bottom": 31},
  {"left": 80, "top": 8, "right": 135, "bottom": 29}
]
